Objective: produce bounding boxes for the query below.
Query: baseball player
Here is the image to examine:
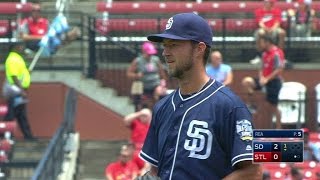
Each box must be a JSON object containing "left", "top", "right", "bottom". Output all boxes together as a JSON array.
[{"left": 138, "top": 13, "right": 262, "bottom": 180}]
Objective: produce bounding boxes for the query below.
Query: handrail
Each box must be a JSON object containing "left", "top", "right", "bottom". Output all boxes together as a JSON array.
[{"left": 31, "top": 88, "right": 77, "bottom": 180}]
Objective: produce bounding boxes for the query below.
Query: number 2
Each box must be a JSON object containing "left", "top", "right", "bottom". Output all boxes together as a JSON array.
[{"left": 274, "top": 144, "right": 278, "bottom": 150}]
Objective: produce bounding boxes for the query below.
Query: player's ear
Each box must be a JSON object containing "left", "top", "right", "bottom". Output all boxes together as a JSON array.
[{"left": 195, "top": 42, "right": 206, "bottom": 58}]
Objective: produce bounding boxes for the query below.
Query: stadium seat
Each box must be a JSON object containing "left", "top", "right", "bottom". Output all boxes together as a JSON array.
[
  {"left": 267, "top": 169, "right": 289, "bottom": 179},
  {"left": 316, "top": 83, "right": 320, "bottom": 124},
  {"left": 309, "top": 132, "right": 320, "bottom": 141},
  {"left": 0, "top": 20, "right": 9, "bottom": 37},
  {"left": 0, "top": 139, "right": 12, "bottom": 153},
  {"left": 225, "top": 19, "right": 257, "bottom": 32},
  {"left": 0, "top": 104, "right": 8, "bottom": 117},
  {"left": 294, "top": 161, "right": 319, "bottom": 169},
  {"left": 262, "top": 162, "right": 289, "bottom": 170},
  {"left": 0, "top": 151, "right": 8, "bottom": 163},
  {"left": 0, "top": 2, "right": 33, "bottom": 15},
  {"left": 96, "top": 1, "right": 320, "bottom": 14},
  {"left": 0, "top": 121, "right": 17, "bottom": 135},
  {"left": 277, "top": 82, "right": 306, "bottom": 125},
  {"left": 302, "top": 169, "right": 319, "bottom": 179},
  {"left": 96, "top": 18, "right": 158, "bottom": 35}
]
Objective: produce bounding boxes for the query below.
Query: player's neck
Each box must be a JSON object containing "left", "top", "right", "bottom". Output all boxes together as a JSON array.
[{"left": 178, "top": 71, "right": 210, "bottom": 95}]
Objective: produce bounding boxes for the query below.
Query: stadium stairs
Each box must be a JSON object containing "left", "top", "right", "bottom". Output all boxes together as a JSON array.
[
  {"left": 76, "top": 140, "right": 127, "bottom": 180},
  {"left": 6, "top": 140, "right": 49, "bottom": 180}
]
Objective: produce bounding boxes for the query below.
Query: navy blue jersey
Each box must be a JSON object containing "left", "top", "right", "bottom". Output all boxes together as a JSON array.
[{"left": 140, "top": 80, "right": 254, "bottom": 180}]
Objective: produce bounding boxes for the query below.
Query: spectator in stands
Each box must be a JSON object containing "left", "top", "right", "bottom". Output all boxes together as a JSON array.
[
  {"left": 287, "top": 0, "right": 315, "bottom": 37},
  {"left": 123, "top": 108, "right": 151, "bottom": 151},
  {"left": 2, "top": 42, "right": 35, "bottom": 140},
  {"left": 127, "top": 143, "right": 151, "bottom": 176},
  {"left": 105, "top": 145, "right": 139, "bottom": 180},
  {"left": 242, "top": 35, "right": 284, "bottom": 129},
  {"left": 127, "top": 42, "right": 167, "bottom": 110},
  {"left": 254, "top": 0, "right": 286, "bottom": 49},
  {"left": 206, "top": 50, "right": 233, "bottom": 86},
  {"left": 20, "top": 3, "right": 49, "bottom": 52},
  {"left": 20, "top": 3, "right": 80, "bottom": 55}
]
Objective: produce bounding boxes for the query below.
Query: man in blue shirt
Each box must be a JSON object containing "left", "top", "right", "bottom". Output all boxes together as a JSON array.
[
  {"left": 138, "top": 13, "right": 262, "bottom": 180},
  {"left": 206, "top": 51, "right": 233, "bottom": 86}
]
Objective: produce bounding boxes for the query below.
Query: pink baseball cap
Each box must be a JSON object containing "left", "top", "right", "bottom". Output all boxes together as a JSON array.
[{"left": 142, "top": 42, "right": 157, "bottom": 55}]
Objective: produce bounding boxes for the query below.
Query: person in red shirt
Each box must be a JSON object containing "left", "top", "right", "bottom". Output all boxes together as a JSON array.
[
  {"left": 20, "top": 3, "right": 49, "bottom": 51},
  {"left": 255, "top": 0, "right": 286, "bottom": 49},
  {"left": 105, "top": 145, "right": 139, "bottom": 180},
  {"left": 123, "top": 108, "right": 151, "bottom": 150},
  {"left": 20, "top": 3, "right": 80, "bottom": 54},
  {"left": 127, "top": 143, "right": 151, "bottom": 176},
  {"left": 242, "top": 35, "right": 285, "bottom": 129}
]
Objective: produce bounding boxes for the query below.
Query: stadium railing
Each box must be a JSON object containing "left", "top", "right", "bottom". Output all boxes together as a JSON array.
[
  {"left": 31, "top": 88, "right": 78, "bottom": 180},
  {"left": 0, "top": 88, "right": 77, "bottom": 179}
]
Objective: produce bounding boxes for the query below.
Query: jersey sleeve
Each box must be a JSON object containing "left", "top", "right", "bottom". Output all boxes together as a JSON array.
[
  {"left": 139, "top": 106, "right": 159, "bottom": 167},
  {"left": 229, "top": 107, "right": 254, "bottom": 167}
]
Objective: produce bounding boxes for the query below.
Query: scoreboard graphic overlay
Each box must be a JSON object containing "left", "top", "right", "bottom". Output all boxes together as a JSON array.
[{"left": 253, "top": 129, "right": 304, "bottom": 163}]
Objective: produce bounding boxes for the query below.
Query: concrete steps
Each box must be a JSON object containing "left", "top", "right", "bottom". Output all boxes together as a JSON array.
[
  {"left": 31, "top": 71, "right": 135, "bottom": 116},
  {"left": 6, "top": 139, "right": 49, "bottom": 180},
  {"left": 77, "top": 140, "right": 126, "bottom": 180}
]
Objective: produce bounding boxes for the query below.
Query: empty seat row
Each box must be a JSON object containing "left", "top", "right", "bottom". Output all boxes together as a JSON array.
[
  {"left": 96, "top": 1, "right": 320, "bottom": 14},
  {"left": 95, "top": 18, "right": 320, "bottom": 35},
  {"left": 0, "top": 2, "right": 33, "bottom": 15},
  {"left": 263, "top": 161, "right": 320, "bottom": 179}
]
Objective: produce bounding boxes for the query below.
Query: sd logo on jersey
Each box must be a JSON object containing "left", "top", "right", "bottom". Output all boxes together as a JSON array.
[
  {"left": 236, "top": 119, "right": 253, "bottom": 141},
  {"left": 184, "top": 120, "right": 213, "bottom": 160}
]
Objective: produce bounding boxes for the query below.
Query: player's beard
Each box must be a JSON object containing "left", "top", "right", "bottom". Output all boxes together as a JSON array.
[{"left": 168, "top": 56, "right": 193, "bottom": 79}]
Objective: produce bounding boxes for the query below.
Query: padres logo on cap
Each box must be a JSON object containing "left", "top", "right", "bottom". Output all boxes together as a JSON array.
[{"left": 166, "top": 17, "right": 173, "bottom": 30}]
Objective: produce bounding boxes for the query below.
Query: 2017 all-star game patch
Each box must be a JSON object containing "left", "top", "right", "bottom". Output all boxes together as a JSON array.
[{"left": 236, "top": 119, "right": 253, "bottom": 141}]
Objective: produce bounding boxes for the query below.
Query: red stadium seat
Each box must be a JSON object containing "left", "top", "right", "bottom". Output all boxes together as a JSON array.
[
  {"left": 267, "top": 169, "right": 290, "bottom": 179},
  {"left": 226, "top": 19, "right": 257, "bottom": 32},
  {"left": 262, "top": 162, "right": 289, "bottom": 170},
  {"left": 96, "top": 1, "right": 320, "bottom": 14},
  {"left": 207, "top": 19, "right": 223, "bottom": 32},
  {"left": 0, "top": 151, "right": 8, "bottom": 163},
  {"left": 309, "top": 132, "right": 320, "bottom": 141},
  {"left": 0, "top": 104, "right": 8, "bottom": 117},
  {"left": 96, "top": 18, "right": 158, "bottom": 35},
  {"left": 0, "top": 121, "right": 17, "bottom": 134},
  {"left": 0, "top": 139, "right": 12, "bottom": 153},
  {"left": 0, "top": 20, "right": 9, "bottom": 37},
  {"left": 294, "top": 161, "right": 320, "bottom": 169},
  {"left": 0, "top": 2, "right": 33, "bottom": 15},
  {"left": 302, "top": 169, "right": 319, "bottom": 179}
]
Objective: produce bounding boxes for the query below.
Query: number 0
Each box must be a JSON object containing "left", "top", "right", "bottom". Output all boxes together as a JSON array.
[
  {"left": 274, "top": 144, "right": 278, "bottom": 150},
  {"left": 274, "top": 154, "right": 278, "bottom": 159}
]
